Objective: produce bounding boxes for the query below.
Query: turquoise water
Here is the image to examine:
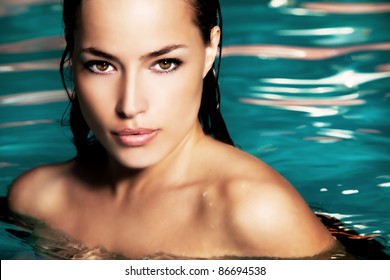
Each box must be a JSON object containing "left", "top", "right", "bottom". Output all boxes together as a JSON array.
[{"left": 0, "top": 0, "right": 389, "bottom": 259}]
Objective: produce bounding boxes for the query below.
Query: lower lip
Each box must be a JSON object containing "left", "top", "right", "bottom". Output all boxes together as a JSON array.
[{"left": 114, "top": 130, "right": 159, "bottom": 147}]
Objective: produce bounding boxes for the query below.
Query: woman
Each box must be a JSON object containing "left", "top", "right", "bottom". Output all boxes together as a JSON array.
[{"left": 7, "top": 0, "right": 335, "bottom": 259}]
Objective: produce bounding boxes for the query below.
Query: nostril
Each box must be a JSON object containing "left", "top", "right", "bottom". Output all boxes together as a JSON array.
[{"left": 116, "top": 107, "right": 133, "bottom": 119}]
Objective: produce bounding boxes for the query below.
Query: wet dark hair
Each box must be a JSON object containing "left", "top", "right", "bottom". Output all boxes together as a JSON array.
[{"left": 60, "top": 0, "right": 234, "bottom": 162}]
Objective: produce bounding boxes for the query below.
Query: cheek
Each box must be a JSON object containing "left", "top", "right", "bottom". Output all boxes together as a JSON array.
[
  {"left": 73, "top": 72, "right": 116, "bottom": 128},
  {"left": 149, "top": 71, "right": 203, "bottom": 123}
]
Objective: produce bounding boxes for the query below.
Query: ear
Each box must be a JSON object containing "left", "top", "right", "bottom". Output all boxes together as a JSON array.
[{"left": 203, "top": 26, "right": 221, "bottom": 78}]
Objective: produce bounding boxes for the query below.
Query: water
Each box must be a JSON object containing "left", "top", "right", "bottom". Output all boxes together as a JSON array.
[{"left": 0, "top": 0, "right": 389, "bottom": 259}]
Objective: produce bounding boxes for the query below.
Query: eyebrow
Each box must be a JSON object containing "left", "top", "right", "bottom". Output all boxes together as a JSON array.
[
  {"left": 80, "top": 44, "right": 187, "bottom": 61},
  {"left": 80, "top": 48, "right": 118, "bottom": 61},
  {"left": 140, "top": 44, "right": 187, "bottom": 60}
]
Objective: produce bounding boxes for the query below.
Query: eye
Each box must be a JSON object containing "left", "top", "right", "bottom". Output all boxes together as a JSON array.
[
  {"left": 150, "top": 59, "right": 183, "bottom": 74},
  {"left": 85, "top": 61, "right": 116, "bottom": 74}
]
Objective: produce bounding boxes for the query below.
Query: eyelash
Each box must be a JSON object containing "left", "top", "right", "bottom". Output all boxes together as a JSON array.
[
  {"left": 83, "top": 58, "right": 183, "bottom": 75},
  {"left": 150, "top": 58, "right": 183, "bottom": 74},
  {"left": 83, "top": 60, "right": 115, "bottom": 75}
]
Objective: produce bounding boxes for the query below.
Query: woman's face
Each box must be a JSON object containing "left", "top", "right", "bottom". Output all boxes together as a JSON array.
[{"left": 72, "top": 0, "right": 219, "bottom": 168}]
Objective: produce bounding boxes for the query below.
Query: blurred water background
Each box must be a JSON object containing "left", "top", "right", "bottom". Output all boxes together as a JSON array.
[{"left": 0, "top": 0, "right": 389, "bottom": 258}]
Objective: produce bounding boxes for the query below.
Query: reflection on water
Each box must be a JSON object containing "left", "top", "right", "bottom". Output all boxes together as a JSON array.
[
  {"left": 223, "top": 43, "right": 390, "bottom": 60},
  {"left": 1, "top": 196, "right": 386, "bottom": 260},
  {"left": 4, "top": 210, "right": 389, "bottom": 260},
  {"left": 301, "top": 2, "right": 390, "bottom": 14},
  {"left": 0, "top": 36, "right": 63, "bottom": 54},
  {"left": 0, "top": 90, "right": 66, "bottom": 106}
]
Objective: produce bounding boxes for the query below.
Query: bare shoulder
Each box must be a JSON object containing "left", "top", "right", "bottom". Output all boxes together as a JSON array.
[
  {"left": 204, "top": 140, "right": 335, "bottom": 258},
  {"left": 224, "top": 178, "right": 335, "bottom": 258},
  {"left": 7, "top": 161, "right": 75, "bottom": 221}
]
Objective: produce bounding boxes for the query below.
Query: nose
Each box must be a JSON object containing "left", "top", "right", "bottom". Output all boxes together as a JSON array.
[{"left": 115, "top": 74, "right": 147, "bottom": 119}]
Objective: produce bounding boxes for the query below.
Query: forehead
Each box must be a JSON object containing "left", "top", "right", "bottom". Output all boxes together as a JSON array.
[{"left": 76, "top": 0, "right": 203, "bottom": 52}]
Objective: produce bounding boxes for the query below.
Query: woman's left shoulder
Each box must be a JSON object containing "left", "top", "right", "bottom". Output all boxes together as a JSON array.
[
  {"left": 208, "top": 142, "right": 335, "bottom": 258},
  {"left": 222, "top": 175, "right": 335, "bottom": 258}
]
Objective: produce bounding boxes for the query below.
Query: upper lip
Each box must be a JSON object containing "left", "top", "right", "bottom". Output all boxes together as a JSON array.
[{"left": 112, "top": 128, "right": 158, "bottom": 136}]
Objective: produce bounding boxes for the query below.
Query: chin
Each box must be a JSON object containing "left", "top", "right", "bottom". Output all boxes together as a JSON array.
[{"left": 110, "top": 149, "right": 164, "bottom": 170}]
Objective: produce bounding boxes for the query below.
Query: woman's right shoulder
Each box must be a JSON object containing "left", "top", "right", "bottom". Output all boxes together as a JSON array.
[{"left": 7, "top": 161, "right": 76, "bottom": 220}]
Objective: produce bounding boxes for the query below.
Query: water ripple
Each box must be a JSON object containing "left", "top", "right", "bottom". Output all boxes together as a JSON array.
[
  {"left": 0, "top": 119, "right": 55, "bottom": 129},
  {"left": 261, "top": 69, "right": 390, "bottom": 88},
  {"left": 302, "top": 2, "right": 390, "bottom": 14},
  {"left": 222, "top": 43, "right": 390, "bottom": 60},
  {"left": 0, "top": 36, "right": 63, "bottom": 54},
  {"left": 0, "top": 59, "right": 59, "bottom": 72},
  {"left": 0, "top": 90, "right": 67, "bottom": 106}
]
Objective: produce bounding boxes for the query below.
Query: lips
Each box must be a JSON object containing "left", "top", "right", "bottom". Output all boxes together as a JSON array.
[{"left": 112, "top": 128, "right": 159, "bottom": 147}]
